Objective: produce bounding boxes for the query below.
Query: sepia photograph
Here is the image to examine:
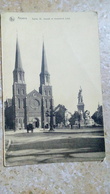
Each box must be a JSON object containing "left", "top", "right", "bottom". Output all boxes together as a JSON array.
[{"left": 1, "top": 12, "right": 105, "bottom": 166}]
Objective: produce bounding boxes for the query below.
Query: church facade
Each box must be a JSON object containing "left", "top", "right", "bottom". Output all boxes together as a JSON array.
[{"left": 5, "top": 39, "right": 55, "bottom": 130}]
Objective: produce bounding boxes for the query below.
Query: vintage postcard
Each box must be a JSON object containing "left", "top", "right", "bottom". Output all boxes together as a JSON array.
[{"left": 1, "top": 12, "right": 105, "bottom": 166}]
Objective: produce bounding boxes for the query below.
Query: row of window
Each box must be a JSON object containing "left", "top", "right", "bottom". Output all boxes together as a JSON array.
[
  {"left": 45, "top": 99, "right": 52, "bottom": 108},
  {"left": 17, "top": 98, "right": 52, "bottom": 109},
  {"left": 17, "top": 88, "right": 25, "bottom": 95},
  {"left": 44, "top": 90, "right": 51, "bottom": 96},
  {"left": 17, "top": 98, "right": 25, "bottom": 109}
]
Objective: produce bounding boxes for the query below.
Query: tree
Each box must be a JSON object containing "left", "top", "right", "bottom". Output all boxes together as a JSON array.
[
  {"left": 55, "top": 104, "right": 67, "bottom": 126},
  {"left": 69, "top": 111, "right": 80, "bottom": 127},
  {"left": 92, "top": 105, "right": 103, "bottom": 126}
]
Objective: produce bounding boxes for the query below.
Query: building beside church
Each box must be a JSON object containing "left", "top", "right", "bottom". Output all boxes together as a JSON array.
[{"left": 4, "top": 39, "right": 55, "bottom": 130}]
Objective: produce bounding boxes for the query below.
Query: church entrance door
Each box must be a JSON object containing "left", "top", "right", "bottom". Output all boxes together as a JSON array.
[{"left": 35, "top": 118, "right": 39, "bottom": 128}]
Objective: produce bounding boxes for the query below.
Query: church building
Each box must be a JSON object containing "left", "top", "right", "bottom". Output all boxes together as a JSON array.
[{"left": 5, "top": 39, "right": 55, "bottom": 130}]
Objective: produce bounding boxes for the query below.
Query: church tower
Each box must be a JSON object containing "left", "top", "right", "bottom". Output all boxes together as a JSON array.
[
  {"left": 39, "top": 42, "right": 54, "bottom": 128},
  {"left": 12, "top": 38, "right": 27, "bottom": 130}
]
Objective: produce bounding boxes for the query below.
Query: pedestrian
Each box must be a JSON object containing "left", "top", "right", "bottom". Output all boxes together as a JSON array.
[{"left": 79, "top": 122, "right": 80, "bottom": 129}]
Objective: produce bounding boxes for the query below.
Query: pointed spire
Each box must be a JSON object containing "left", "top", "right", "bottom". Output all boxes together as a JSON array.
[
  {"left": 14, "top": 35, "right": 24, "bottom": 72},
  {"left": 40, "top": 42, "right": 50, "bottom": 86},
  {"left": 41, "top": 42, "right": 49, "bottom": 75},
  {"left": 13, "top": 35, "right": 25, "bottom": 83}
]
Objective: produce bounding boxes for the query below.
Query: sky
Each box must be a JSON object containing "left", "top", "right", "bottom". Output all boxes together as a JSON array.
[{"left": 1, "top": 12, "right": 103, "bottom": 115}]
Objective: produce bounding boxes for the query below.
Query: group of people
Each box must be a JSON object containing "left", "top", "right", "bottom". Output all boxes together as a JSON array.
[{"left": 26, "top": 123, "right": 56, "bottom": 133}]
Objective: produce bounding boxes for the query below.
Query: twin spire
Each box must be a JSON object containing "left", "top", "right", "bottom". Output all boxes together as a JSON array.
[{"left": 14, "top": 37, "right": 50, "bottom": 85}]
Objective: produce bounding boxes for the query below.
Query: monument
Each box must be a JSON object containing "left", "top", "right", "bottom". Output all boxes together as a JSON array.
[
  {"left": 77, "top": 87, "right": 84, "bottom": 113},
  {"left": 77, "top": 87, "right": 85, "bottom": 126}
]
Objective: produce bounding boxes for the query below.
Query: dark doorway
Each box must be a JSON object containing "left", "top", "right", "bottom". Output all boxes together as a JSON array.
[{"left": 35, "top": 118, "right": 39, "bottom": 128}]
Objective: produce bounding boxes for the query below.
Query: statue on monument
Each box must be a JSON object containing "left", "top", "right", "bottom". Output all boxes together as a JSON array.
[{"left": 78, "top": 87, "right": 83, "bottom": 103}]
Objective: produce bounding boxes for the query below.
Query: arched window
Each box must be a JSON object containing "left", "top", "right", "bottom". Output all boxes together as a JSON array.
[
  {"left": 50, "top": 99, "right": 52, "bottom": 108},
  {"left": 45, "top": 99, "right": 47, "bottom": 108},
  {"left": 19, "top": 118, "right": 22, "bottom": 127},
  {"left": 18, "top": 88, "right": 20, "bottom": 94},
  {"left": 49, "top": 90, "right": 51, "bottom": 96},
  {"left": 19, "top": 73, "right": 22, "bottom": 80},
  {"left": 22, "top": 89, "right": 24, "bottom": 95},
  {"left": 21, "top": 99, "right": 23, "bottom": 108},
  {"left": 22, "top": 73, "right": 24, "bottom": 81},
  {"left": 45, "top": 90, "right": 47, "bottom": 95},
  {"left": 23, "top": 99, "right": 25, "bottom": 108},
  {"left": 46, "top": 76, "right": 48, "bottom": 82},
  {"left": 18, "top": 98, "right": 20, "bottom": 108},
  {"left": 46, "top": 75, "right": 49, "bottom": 83}
]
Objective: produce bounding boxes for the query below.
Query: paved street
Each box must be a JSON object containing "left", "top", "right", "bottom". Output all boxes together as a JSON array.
[{"left": 5, "top": 127, "right": 105, "bottom": 166}]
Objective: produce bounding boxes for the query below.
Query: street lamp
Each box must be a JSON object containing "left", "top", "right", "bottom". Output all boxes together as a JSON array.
[
  {"left": 46, "top": 98, "right": 55, "bottom": 131},
  {"left": 50, "top": 98, "right": 56, "bottom": 131},
  {"left": 50, "top": 110, "right": 55, "bottom": 131}
]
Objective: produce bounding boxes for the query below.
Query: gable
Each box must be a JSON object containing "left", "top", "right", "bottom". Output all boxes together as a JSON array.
[{"left": 27, "top": 89, "right": 42, "bottom": 98}]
